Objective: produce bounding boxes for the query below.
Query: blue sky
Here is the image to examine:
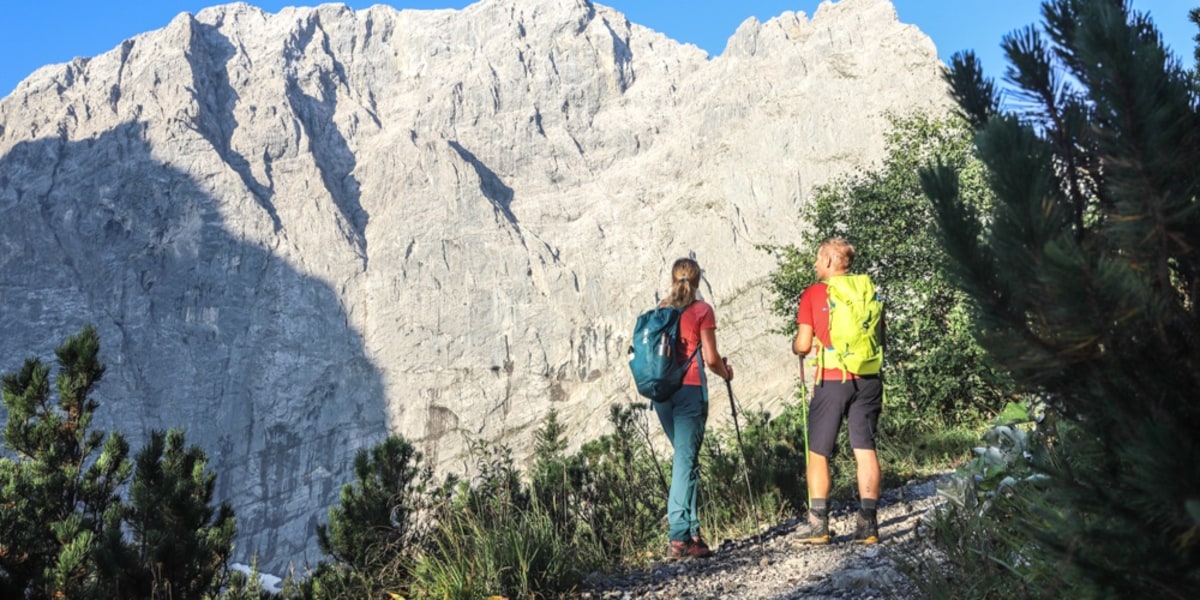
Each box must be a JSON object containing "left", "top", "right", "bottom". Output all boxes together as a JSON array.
[{"left": 0, "top": 0, "right": 1195, "bottom": 98}]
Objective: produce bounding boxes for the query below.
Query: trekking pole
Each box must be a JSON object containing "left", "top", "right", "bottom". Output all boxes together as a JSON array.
[
  {"left": 725, "top": 376, "right": 764, "bottom": 548},
  {"left": 799, "top": 355, "right": 811, "bottom": 510}
]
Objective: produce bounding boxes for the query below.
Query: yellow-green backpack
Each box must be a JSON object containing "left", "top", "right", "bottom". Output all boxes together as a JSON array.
[{"left": 820, "top": 274, "right": 884, "bottom": 377}]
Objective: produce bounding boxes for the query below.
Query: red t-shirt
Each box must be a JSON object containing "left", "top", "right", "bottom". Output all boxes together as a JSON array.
[
  {"left": 796, "top": 282, "right": 858, "bottom": 381},
  {"left": 677, "top": 301, "right": 716, "bottom": 386}
]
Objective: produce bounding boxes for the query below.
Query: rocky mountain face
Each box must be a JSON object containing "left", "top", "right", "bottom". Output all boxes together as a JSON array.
[{"left": 0, "top": 0, "right": 950, "bottom": 572}]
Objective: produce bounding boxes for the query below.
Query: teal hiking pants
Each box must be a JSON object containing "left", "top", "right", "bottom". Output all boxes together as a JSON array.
[{"left": 654, "top": 383, "right": 709, "bottom": 542}]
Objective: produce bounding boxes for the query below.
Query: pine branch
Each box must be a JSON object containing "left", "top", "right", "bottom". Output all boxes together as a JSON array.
[{"left": 944, "top": 51, "right": 999, "bottom": 130}]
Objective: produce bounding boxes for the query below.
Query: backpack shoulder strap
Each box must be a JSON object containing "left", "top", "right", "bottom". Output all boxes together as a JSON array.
[{"left": 679, "top": 300, "right": 702, "bottom": 367}]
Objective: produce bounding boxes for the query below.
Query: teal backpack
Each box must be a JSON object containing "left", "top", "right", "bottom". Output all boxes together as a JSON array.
[{"left": 628, "top": 304, "right": 700, "bottom": 401}]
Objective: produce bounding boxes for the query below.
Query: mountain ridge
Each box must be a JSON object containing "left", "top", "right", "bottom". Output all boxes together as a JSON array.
[{"left": 0, "top": 0, "right": 951, "bottom": 572}]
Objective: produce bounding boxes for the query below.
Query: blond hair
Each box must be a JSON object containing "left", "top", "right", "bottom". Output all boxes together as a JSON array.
[
  {"left": 818, "top": 238, "right": 854, "bottom": 273},
  {"left": 664, "top": 258, "right": 700, "bottom": 308}
]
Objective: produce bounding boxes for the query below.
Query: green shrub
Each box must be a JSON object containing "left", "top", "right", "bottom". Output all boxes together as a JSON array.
[
  {"left": 550, "top": 403, "right": 667, "bottom": 561},
  {"left": 698, "top": 397, "right": 807, "bottom": 536},
  {"left": 413, "top": 434, "right": 602, "bottom": 599},
  {"left": 899, "top": 404, "right": 1086, "bottom": 599},
  {"left": 415, "top": 493, "right": 595, "bottom": 599}
]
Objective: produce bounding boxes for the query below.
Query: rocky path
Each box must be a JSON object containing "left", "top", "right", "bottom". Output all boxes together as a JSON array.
[{"left": 579, "top": 476, "right": 948, "bottom": 599}]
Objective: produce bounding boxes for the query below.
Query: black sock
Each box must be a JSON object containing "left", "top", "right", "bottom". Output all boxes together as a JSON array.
[
  {"left": 860, "top": 498, "right": 877, "bottom": 519},
  {"left": 810, "top": 498, "right": 828, "bottom": 518}
]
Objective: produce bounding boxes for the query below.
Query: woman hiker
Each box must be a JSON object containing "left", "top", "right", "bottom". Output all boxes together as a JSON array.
[{"left": 654, "top": 257, "right": 734, "bottom": 559}]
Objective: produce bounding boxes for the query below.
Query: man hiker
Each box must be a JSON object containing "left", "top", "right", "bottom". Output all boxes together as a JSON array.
[{"left": 792, "top": 237, "right": 884, "bottom": 544}]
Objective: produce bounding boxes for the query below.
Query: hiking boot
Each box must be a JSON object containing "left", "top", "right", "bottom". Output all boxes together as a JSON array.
[
  {"left": 792, "top": 512, "right": 832, "bottom": 545},
  {"left": 667, "top": 539, "right": 714, "bottom": 560},
  {"left": 852, "top": 511, "right": 879, "bottom": 544},
  {"left": 690, "top": 536, "right": 714, "bottom": 558}
]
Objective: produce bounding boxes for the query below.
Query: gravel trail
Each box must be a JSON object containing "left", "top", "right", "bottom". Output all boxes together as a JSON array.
[{"left": 580, "top": 476, "right": 948, "bottom": 599}]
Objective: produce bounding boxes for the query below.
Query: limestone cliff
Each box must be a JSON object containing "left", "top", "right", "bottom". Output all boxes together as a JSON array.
[{"left": 0, "top": 0, "right": 951, "bottom": 571}]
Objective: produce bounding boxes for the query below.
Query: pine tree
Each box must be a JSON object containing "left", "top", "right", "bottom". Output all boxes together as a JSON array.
[
  {"left": 126, "top": 428, "right": 236, "bottom": 600},
  {"left": 1193, "top": 7, "right": 1200, "bottom": 76},
  {"left": 0, "top": 326, "right": 130, "bottom": 599},
  {"left": 0, "top": 327, "right": 238, "bottom": 599},
  {"left": 922, "top": 0, "right": 1200, "bottom": 596},
  {"left": 530, "top": 409, "right": 575, "bottom": 530},
  {"left": 315, "top": 435, "right": 432, "bottom": 590}
]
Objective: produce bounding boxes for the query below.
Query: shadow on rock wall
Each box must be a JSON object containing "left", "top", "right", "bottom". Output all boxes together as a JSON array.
[{"left": 0, "top": 121, "right": 389, "bottom": 574}]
